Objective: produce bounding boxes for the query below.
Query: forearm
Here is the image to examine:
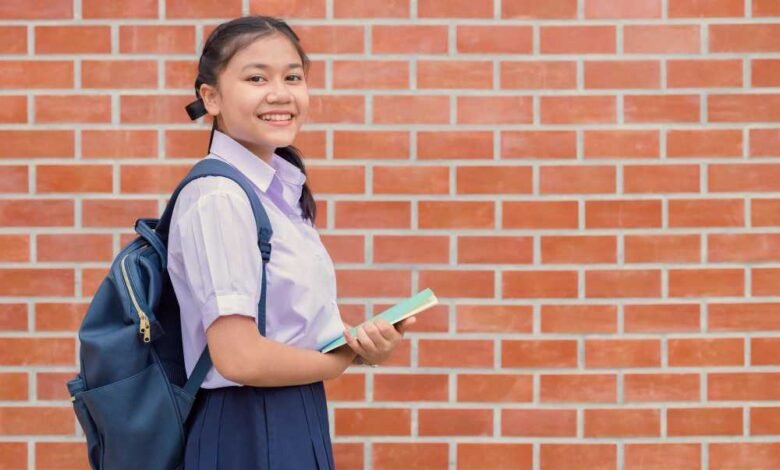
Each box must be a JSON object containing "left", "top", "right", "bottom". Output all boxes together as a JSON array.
[{"left": 230, "top": 336, "right": 337, "bottom": 387}]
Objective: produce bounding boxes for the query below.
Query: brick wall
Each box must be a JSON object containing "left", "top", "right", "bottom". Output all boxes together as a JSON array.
[{"left": 2, "top": 0, "right": 780, "bottom": 469}]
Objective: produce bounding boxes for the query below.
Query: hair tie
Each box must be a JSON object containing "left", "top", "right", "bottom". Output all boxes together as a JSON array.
[{"left": 185, "top": 97, "right": 208, "bottom": 121}]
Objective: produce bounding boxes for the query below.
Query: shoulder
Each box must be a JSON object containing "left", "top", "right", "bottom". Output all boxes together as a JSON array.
[{"left": 172, "top": 175, "right": 253, "bottom": 223}]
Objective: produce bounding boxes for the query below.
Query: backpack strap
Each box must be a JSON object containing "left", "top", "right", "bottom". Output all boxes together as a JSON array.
[{"left": 154, "top": 158, "right": 273, "bottom": 395}]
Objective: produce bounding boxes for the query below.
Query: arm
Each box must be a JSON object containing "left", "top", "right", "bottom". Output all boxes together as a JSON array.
[{"left": 207, "top": 315, "right": 356, "bottom": 387}]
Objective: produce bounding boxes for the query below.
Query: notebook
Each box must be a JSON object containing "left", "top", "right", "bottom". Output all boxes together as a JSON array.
[{"left": 318, "top": 288, "right": 438, "bottom": 353}]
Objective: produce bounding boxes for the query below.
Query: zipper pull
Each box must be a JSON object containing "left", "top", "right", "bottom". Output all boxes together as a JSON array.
[{"left": 139, "top": 312, "right": 151, "bottom": 343}]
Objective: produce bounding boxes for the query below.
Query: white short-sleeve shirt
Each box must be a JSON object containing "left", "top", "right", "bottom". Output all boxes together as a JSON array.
[{"left": 167, "top": 129, "right": 344, "bottom": 389}]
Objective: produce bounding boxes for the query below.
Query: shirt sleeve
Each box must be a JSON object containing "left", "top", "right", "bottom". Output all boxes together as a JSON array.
[{"left": 172, "top": 182, "right": 262, "bottom": 332}]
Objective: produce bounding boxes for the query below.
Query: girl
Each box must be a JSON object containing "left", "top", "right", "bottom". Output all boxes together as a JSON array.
[{"left": 169, "top": 16, "right": 415, "bottom": 469}]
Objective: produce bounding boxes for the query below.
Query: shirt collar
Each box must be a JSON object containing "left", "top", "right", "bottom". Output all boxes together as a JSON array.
[{"left": 208, "top": 129, "right": 306, "bottom": 193}]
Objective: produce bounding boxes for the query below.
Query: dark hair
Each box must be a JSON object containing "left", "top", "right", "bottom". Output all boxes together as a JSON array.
[{"left": 186, "top": 16, "right": 317, "bottom": 226}]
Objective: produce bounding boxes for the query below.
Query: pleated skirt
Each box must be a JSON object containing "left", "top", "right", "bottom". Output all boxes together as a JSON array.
[{"left": 183, "top": 381, "right": 334, "bottom": 470}]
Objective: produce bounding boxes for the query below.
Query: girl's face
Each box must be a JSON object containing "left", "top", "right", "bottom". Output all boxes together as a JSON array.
[{"left": 200, "top": 33, "right": 309, "bottom": 160}]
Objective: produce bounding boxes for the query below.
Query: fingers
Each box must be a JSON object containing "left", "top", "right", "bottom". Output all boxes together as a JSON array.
[
  {"left": 395, "top": 316, "right": 417, "bottom": 335},
  {"left": 343, "top": 325, "right": 365, "bottom": 356}
]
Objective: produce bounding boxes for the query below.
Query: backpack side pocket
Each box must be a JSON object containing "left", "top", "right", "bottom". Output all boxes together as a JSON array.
[{"left": 67, "top": 375, "right": 102, "bottom": 470}]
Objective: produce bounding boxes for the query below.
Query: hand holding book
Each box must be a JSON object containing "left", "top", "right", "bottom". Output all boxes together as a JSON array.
[
  {"left": 318, "top": 288, "right": 438, "bottom": 354},
  {"left": 342, "top": 316, "right": 417, "bottom": 366}
]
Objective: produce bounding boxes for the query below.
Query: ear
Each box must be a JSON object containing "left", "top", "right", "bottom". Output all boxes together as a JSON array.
[{"left": 199, "top": 83, "right": 221, "bottom": 117}]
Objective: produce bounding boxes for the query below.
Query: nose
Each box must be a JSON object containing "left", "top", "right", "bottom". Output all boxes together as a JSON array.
[{"left": 267, "top": 78, "right": 293, "bottom": 103}]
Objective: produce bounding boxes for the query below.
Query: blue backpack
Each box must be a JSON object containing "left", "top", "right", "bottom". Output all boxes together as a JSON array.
[{"left": 66, "top": 158, "right": 273, "bottom": 470}]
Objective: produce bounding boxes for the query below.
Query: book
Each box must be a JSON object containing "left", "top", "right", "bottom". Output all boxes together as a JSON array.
[{"left": 318, "top": 288, "right": 438, "bottom": 353}]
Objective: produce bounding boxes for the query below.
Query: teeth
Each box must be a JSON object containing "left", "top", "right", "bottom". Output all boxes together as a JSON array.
[{"left": 260, "top": 113, "right": 292, "bottom": 121}]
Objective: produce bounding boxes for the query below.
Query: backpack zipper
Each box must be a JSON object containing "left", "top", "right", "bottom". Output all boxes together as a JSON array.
[{"left": 120, "top": 251, "right": 151, "bottom": 343}]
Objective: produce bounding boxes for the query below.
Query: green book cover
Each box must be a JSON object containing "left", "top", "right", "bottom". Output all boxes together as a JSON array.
[{"left": 319, "top": 288, "right": 438, "bottom": 353}]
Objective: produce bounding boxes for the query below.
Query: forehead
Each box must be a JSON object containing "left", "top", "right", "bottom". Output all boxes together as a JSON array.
[{"left": 227, "top": 33, "right": 302, "bottom": 72}]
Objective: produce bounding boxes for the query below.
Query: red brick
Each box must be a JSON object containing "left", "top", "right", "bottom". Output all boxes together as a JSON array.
[
  {"left": 372, "top": 25, "right": 448, "bottom": 54},
  {"left": 456, "top": 305, "right": 533, "bottom": 334},
  {"left": 419, "top": 201, "right": 494, "bottom": 229},
  {"left": 418, "top": 408, "right": 492, "bottom": 436},
  {"left": 419, "top": 339, "right": 493, "bottom": 367},
  {"left": 418, "top": 270, "right": 494, "bottom": 298},
  {"left": 669, "top": 338, "right": 744, "bottom": 366},
  {"left": 457, "top": 26, "right": 533, "bottom": 53},
  {"left": 585, "top": 339, "right": 661, "bottom": 368},
  {"left": 624, "top": 234, "right": 701, "bottom": 263},
  {"left": 624, "top": 373, "right": 700, "bottom": 402},
  {"left": 503, "top": 340, "right": 578, "bottom": 368},
  {"left": 668, "top": 59, "right": 743, "bottom": 88},
  {"left": 459, "top": 236, "right": 533, "bottom": 264},
  {"left": 540, "top": 26, "right": 616, "bottom": 54},
  {"left": 335, "top": 408, "right": 410, "bottom": 436},
  {"left": 504, "top": 201, "right": 579, "bottom": 229},
  {"left": 82, "top": 0, "right": 157, "bottom": 18},
  {"left": 667, "top": 129, "right": 743, "bottom": 157},
  {"left": 335, "top": 201, "right": 411, "bottom": 229},
  {"left": 0, "top": 61, "right": 73, "bottom": 89},
  {"left": 624, "top": 164, "right": 699, "bottom": 193},
  {"left": 335, "top": 269, "right": 411, "bottom": 298},
  {"left": 585, "top": 60, "right": 660, "bottom": 89},
  {"left": 625, "top": 444, "right": 700, "bottom": 470},
  {"left": 334, "top": 0, "right": 409, "bottom": 17},
  {"left": 710, "top": 24, "right": 780, "bottom": 52},
  {"left": 540, "top": 165, "right": 616, "bottom": 194},
  {"left": 540, "top": 444, "right": 617, "bottom": 470},
  {"left": 710, "top": 94, "right": 780, "bottom": 122},
  {"left": 541, "top": 305, "right": 617, "bottom": 334},
  {"left": 502, "top": 0, "right": 577, "bottom": 18},
  {"left": 295, "top": 25, "right": 364, "bottom": 54},
  {"left": 0, "top": 200, "right": 73, "bottom": 227},
  {"left": 625, "top": 25, "right": 700, "bottom": 53},
  {"left": 669, "top": 0, "right": 744, "bottom": 16},
  {"left": 502, "top": 131, "right": 577, "bottom": 159},
  {"left": 625, "top": 95, "right": 700, "bottom": 123},
  {"left": 541, "top": 374, "right": 617, "bottom": 403},
  {"left": 585, "top": 409, "right": 661, "bottom": 437},
  {"left": 459, "top": 443, "right": 533, "bottom": 470},
  {"left": 669, "top": 268, "right": 744, "bottom": 297},
  {"left": 624, "top": 303, "right": 701, "bottom": 333},
  {"left": 586, "top": 200, "right": 662, "bottom": 228},
  {"left": 374, "top": 165, "right": 450, "bottom": 194},
  {"left": 0, "top": 96, "right": 27, "bottom": 123},
  {"left": 375, "top": 235, "right": 448, "bottom": 263},
  {"left": 0, "top": 0, "right": 72, "bottom": 18},
  {"left": 541, "top": 96, "right": 616, "bottom": 124},
  {"left": 459, "top": 374, "right": 533, "bottom": 402},
  {"left": 374, "top": 374, "right": 448, "bottom": 402},
  {"left": 458, "top": 96, "right": 533, "bottom": 124},
  {"left": 373, "top": 443, "right": 448, "bottom": 470},
  {"left": 0, "top": 338, "right": 74, "bottom": 366},
  {"left": 119, "top": 25, "right": 195, "bottom": 54},
  {"left": 586, "top": 0, "right": 661, "bottom": 18},
  {"left": 0, "top": 165, "right": 29, "bottom": 193},
  {"left": 504, "top": 270, "right": 578, "bottom": 298},
  {"left": 418, "top": 0, "right": 493, "bottom": 18},
  {"left": 373, "top": 95, "right": 448, "bottom": 124},
  {"left": 501, "top": 61, "right": 577, "bottom": 90},
  {"left": 541, "top": 235, "right": 616, "bottom": 264},
  {"left": 83, "top": 60, "right": 157, "bottom": 89},
  {"left": 35, "top": 25, "right": 110, "bottom": 54},
  {"left": 502, "top": 409, "right": 576, "bottom": 437}
]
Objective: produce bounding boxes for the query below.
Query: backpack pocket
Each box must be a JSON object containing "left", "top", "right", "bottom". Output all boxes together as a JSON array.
[
  {"left": 67, "top": 375, "right": 102, "bottom": 469},
  {"left": 76, "top": 363, "right": 186, "bottom": 470}
]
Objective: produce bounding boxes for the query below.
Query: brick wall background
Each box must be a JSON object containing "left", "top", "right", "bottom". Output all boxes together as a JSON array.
[{"left": 2, "top": 0, "right": 780, "bottom": 469}]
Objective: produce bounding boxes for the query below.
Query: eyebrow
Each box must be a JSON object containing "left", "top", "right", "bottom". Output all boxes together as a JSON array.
[{"left": 241, "top": 63, "right": 303, "bottom": 72}]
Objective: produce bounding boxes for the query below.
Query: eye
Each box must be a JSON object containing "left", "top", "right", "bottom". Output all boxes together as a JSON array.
[
  {"left": 288, "top": 74, "right": 303, "bottom": 81},
  {"left": 247, "top": 75, "right": 266, "bottom": 83}
]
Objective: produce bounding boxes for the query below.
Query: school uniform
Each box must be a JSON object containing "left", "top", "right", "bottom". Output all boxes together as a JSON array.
[{"left": 166, "top": 129, "right": 343, "bottom": 469}]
